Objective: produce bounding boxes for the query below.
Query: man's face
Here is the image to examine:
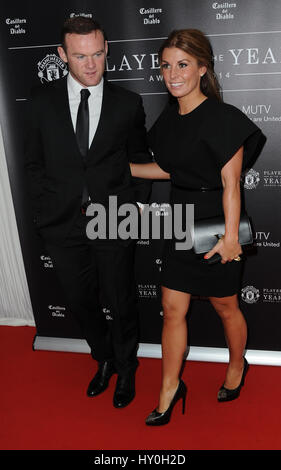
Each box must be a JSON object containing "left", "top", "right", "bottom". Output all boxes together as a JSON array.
[{"left": 58, "top": 30, "right": 108, "bottom": 87}]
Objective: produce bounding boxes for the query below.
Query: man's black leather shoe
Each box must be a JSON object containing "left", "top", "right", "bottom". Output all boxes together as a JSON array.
[
  {"left": 87, "top": 361, "right": 116, "bottom": 397},
  {"left": 113, "top": 373, "right": 135, "bottom": 408}
]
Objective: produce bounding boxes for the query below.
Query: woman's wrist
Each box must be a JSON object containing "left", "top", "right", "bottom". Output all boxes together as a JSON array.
[{"left": 224, "top": 233, "right": 239, "bottom": 243}]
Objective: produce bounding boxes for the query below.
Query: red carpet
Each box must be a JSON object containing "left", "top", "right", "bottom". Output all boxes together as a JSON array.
[{"left": 1, "top": 325, "right": 281, "bottom": 451}]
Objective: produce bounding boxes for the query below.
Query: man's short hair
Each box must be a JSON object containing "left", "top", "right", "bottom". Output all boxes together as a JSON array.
[{"left": 61, "top": 17, "right": 106, "bottom": 50}]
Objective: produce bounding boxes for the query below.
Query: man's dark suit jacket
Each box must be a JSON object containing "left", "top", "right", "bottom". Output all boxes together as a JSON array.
[{"left": 25, "top": 75, "right": 151, "bottom": 244}]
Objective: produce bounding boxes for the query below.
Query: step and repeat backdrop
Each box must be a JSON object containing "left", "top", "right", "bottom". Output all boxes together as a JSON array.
[{"left": 1, "top": 0, "right": 280, "bottom": 354}]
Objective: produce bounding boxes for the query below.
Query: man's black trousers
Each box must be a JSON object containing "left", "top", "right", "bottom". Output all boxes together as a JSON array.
[{"left": 45, "top": 212, "right": 139, "bottom": 375}]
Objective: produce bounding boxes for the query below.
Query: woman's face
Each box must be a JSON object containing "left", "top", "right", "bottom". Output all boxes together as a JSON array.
[{"left": 160, "top": 47, "right": 206, "bottom": 101}]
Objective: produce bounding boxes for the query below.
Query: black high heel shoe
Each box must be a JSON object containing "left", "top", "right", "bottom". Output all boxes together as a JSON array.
[
  {"left": 217, "top": 357, "right": 249, "bottom": 402},
  {"left": 145, "top": 379, "right": 187, "bottom": 426}
]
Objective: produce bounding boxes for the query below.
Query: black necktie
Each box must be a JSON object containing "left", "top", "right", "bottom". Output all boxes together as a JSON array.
[
  {"left": 76, "top": 88, "right": 90, "bottom": 205},
  {"left": 76, "top": 88, "right": 90, "bottom": 159}
]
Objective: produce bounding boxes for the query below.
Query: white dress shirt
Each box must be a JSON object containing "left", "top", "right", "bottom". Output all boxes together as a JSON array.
[{"left": 67, "top": 72, "right": 103, "bottom": 147}]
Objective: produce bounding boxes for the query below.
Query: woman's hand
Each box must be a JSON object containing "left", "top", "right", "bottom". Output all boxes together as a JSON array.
[{"left": 204, "top": 236, "right": 242, "bottom": 264}]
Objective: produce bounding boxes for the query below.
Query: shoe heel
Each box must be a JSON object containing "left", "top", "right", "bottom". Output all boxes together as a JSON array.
[
  {"left": 182, "top": 393, "right": 186, "bottom": 415},
  {"left": 181, "top": 382, "right": 187, "bottom": 414},
  {"left": 241, "top": 358, "right": 249, "bottom": 386}
]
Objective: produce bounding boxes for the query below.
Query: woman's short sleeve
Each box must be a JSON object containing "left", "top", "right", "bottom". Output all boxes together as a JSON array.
[{"left": 207, "top": 103, "right": 266, "bottom": 171}]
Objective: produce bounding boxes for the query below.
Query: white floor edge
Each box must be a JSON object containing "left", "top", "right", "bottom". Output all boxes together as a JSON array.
[
  {"left": 0, "top": 318, "right": 36, "bottom": 326},
  {"left": 33, "top": 336, "right": 281, "bottom": 366}
]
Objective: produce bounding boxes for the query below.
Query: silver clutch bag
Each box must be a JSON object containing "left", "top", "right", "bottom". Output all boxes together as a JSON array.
[{"left": 193, "top": 212, "right": 253, "bottom": 265}]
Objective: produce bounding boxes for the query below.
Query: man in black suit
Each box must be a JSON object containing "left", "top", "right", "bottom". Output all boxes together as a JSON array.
[{"left": 25, "top": 17, "right": 151, "bottom": 408}]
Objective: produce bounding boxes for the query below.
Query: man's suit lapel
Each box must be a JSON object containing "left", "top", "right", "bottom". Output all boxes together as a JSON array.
[
  {"left": 87, "top": 80, "right": 114, "bottom": 160},
  {"left": 51, "top": 77, "right": 84, "bottom": 165}
]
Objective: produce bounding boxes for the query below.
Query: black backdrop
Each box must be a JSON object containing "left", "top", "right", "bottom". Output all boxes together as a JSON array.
[{"left": 1, "top": 0, "right": 281, "bottom": 358}]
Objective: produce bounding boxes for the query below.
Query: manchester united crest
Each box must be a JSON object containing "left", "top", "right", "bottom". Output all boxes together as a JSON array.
[{"left": 37, "top": 54, "right": 68, "bottom": 83}]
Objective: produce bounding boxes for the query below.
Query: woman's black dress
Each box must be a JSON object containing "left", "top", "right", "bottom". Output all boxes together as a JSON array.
[{"left": 149, "top": 98, "right": 264, "bottom": 297}]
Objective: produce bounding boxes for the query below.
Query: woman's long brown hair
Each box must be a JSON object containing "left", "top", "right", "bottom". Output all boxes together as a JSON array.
[{"left": 159, "top": 29, "right": 222, "bottom": 101}]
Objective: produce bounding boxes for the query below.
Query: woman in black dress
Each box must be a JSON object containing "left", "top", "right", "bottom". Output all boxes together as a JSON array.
[{"left": 130, "top": 29, "right": 264, "bottom": 425}]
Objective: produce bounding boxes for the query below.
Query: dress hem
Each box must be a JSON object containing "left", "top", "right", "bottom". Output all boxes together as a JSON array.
[{"left": 160, "top": 282, "right": 239, "bottom": 298}]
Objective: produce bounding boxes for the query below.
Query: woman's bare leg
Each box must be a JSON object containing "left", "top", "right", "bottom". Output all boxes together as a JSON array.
[
  {"left": 157, "top": 287, "right": 191, "bottom": 412},
  {"left": 210, "top": 294, "right": 247, "bottom": 389}
]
